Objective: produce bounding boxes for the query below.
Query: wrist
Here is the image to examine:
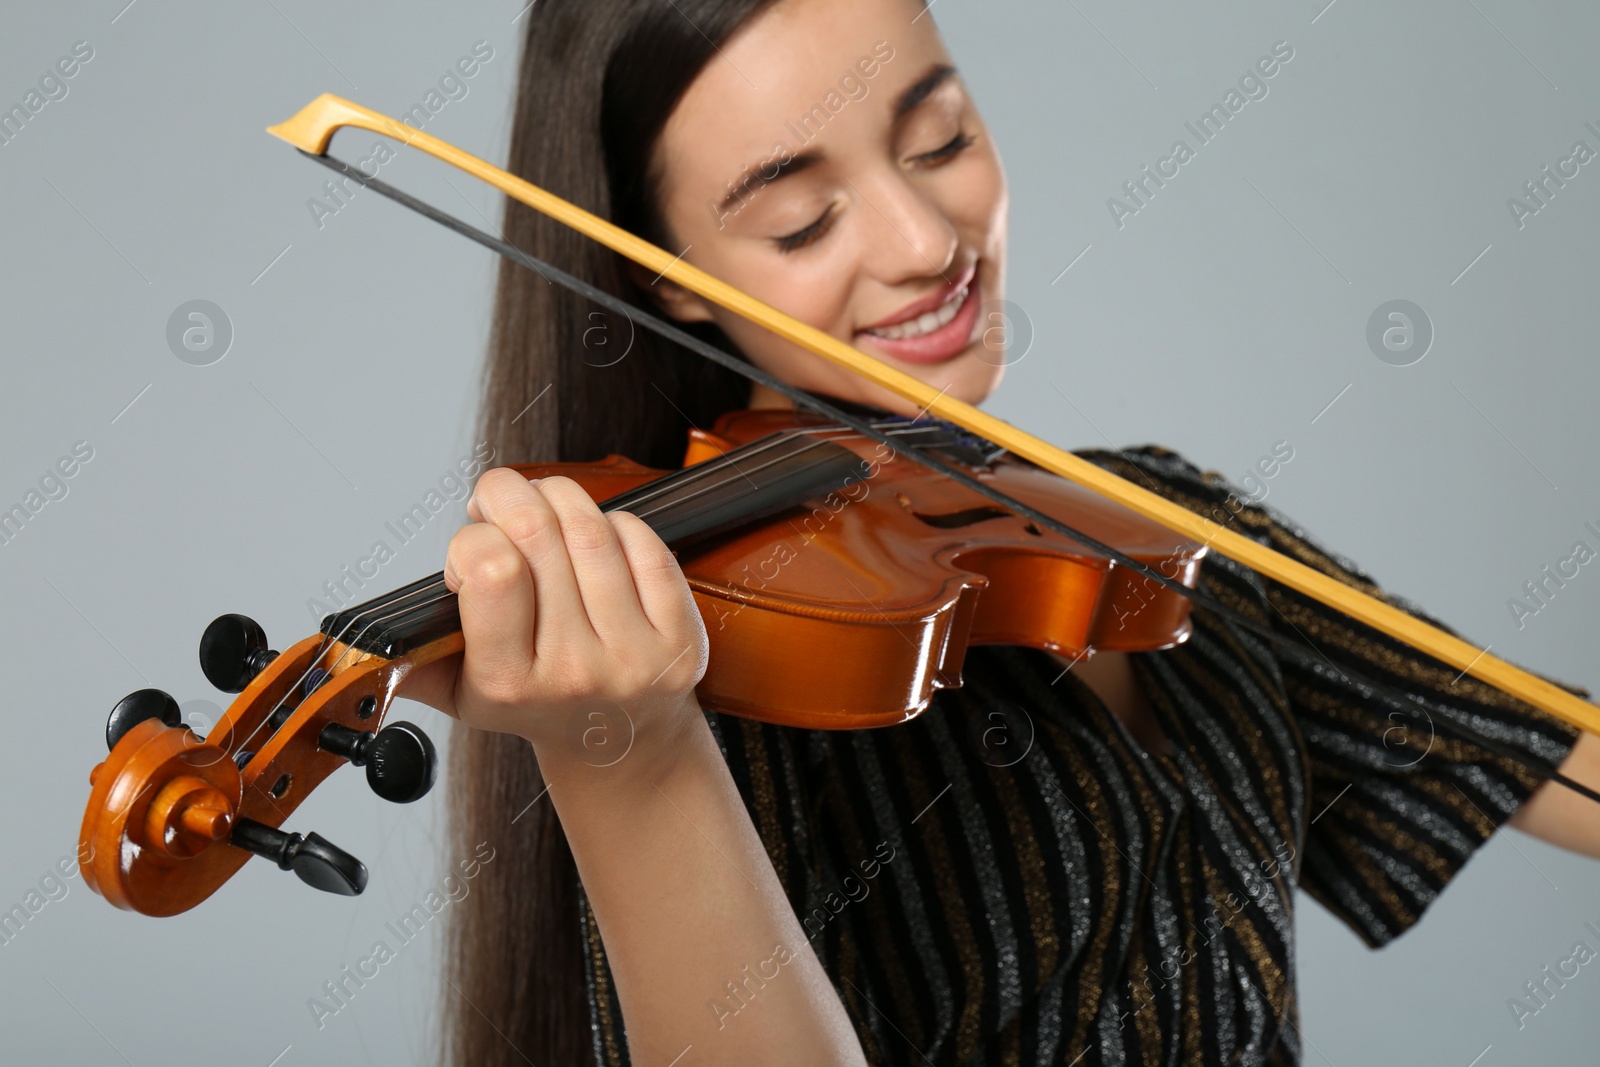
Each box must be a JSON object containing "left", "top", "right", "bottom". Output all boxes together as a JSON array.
[{"left": 529, "top": 692, "right": 708, "bottom": 800}]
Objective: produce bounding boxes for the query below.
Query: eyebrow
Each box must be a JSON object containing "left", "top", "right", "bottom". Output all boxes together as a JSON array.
[
  {"left": 714, "top": 63, "right": 962, "bottom": 216},
  {"left": 717, "top": 151, "right": 822, "bottom": 213},
  {"left": 894, "top": 63, "right": 959, "bottom": 121}
]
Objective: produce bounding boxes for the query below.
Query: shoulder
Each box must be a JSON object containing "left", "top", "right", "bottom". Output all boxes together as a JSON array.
[
  {"left": 1070, "top": 443, "right": 1237, "bottom": 509},
  {"left": 1067, "top": 443, "right": 1386, "bottom": 593}
]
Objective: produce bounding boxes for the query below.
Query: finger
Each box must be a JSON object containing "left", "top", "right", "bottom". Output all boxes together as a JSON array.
[
  {"left": 394, "top": 657, "right": 461, "bottom": 719},
  {"left": 465, "top": 467, "right": 522, "bottom": 523},
  {"left": 607, "top": 510, "right": 701, "bottom": 640},
  {"left": 470, "top": 468, "right": 588, "bottom": 643},
  {"left": 445, "top": 521, "right": 537, "bottom": 684},
  {"left": 536, "top": 477, "right": 652, "bottom": 643}
]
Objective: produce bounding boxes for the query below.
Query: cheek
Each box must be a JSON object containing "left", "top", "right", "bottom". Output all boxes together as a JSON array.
[
  {"left": 952, "top": 147, "right": 1008, "bottom": 253},
  {"left": 719, "top": 311, "right": 844, "bottom": 387},
  {"left": 748, "top": 257, "right": 854, "bottom": 330},
  {"left": 700, "top": 244, "right": 860, "bottom": 358},
  {"left": 717, "top": 311, "right": 892, "bottom": 411}
]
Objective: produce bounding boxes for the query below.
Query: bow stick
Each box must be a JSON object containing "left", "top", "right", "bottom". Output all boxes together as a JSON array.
[{"left": 267, "top": 93, "right": 1600, "bottom": 745}]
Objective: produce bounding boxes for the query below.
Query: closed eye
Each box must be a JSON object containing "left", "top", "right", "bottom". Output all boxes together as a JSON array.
[
  {"left": 774, "top": 203, "right": 836, "bottom": 253},
  {"left": 914, "top": 130, "right": 975, "bottom": 165}
]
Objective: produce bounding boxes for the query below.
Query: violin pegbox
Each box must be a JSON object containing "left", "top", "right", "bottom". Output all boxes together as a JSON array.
[{"left": 79, "top": 615, "right": 439, "bottom": 916}]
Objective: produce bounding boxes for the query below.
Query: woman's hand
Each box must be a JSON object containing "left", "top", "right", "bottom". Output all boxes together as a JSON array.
[
  {"left": 1509, "top": 731, "right": 1600, "bottom": 858},
  {"left": 404, "top": 467, "right": 865, "bottom": 1065},
  {"left": 401, "top": 468, "right": 709, "bottom": 777}
]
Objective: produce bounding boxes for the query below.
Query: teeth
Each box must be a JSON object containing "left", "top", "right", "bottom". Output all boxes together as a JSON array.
[{"left": 868, "top": 285, "right": 969, "bottom": 341}]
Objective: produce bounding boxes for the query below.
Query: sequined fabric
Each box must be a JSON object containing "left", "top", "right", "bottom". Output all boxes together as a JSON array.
[{"left": 582, "top": 445, "right": 1582, "bottom": 1065}]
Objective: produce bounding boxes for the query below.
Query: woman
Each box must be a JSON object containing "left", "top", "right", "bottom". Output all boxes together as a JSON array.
[{"left": 402, "top": 0, "right": 1600, "bottom": 1064}]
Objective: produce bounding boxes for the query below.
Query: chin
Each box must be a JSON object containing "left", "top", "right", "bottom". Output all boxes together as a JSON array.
[
  {"left": 842, "top": 348, "right": 1003, "bottom": 418},
  {"left": 923, "top": 343, "right": 1006, "bottom": 402},
  {"left": 948, "top": 353, "right": 1005, "bottom": 407}
]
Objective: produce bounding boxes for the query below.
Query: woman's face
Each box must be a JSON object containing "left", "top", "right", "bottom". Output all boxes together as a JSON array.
[{"left": 649, "top": 0, "right": 1009, "bottom": 417}]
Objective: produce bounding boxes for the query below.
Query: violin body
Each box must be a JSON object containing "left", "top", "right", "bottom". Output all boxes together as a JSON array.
[
  {"left": 574, "top": 409, "right": 1207, "bottom": 728},
  {"left": 80, "top": 409, "right": 1203, "bottom": 916}
]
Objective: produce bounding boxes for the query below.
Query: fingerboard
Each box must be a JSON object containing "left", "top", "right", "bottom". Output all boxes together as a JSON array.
[{"left": 318, "top": 430, "right": 871, "bottom": 659}]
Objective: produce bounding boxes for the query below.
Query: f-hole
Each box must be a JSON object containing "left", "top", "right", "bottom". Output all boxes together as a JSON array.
[{"left": 897, "top": 492, "right": 1039, "bottom": 533}]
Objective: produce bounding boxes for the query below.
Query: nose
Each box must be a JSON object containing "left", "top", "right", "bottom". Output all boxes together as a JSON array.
[{"left": 853, "top": 171, "right": 959, "bottom": 285}]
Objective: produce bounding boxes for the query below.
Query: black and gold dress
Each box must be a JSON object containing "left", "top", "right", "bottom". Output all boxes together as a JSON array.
[{"left": 581, "top": 444, "right": 1581, "bottom": 1066}]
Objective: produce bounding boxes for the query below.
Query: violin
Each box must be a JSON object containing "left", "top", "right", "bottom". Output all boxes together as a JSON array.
[
  {"left": 80, "top": 93, "right": 1600, "bottom": 917},
  {"left": 80, "top": 406, "right": 1202, "bottom": 916}
]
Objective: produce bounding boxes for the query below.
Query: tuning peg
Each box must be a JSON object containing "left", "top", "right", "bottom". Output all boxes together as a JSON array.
[
  {"left": 230, "top": 817, "right": 367, "bottom": 896},
  {"left": 319, "top": 721, "right": 437, "bottom": 804},
  {"left": 199, "top": 614, "right": 278, "bottom": 693},
  {"left": 106, "top": 689, "right": 183, "bottom": 751}
]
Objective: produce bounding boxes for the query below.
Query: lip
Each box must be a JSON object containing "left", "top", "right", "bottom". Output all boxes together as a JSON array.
[
  {"left": 855, "top": 269, "right": 983, "bottom": 366},
  {"left": 859, "top": 262, "right": 979, "bottom": 331}
]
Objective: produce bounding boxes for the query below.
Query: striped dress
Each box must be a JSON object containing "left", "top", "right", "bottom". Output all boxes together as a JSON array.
[{"left": 580, "top": 444, "right": 1582, "bottom": 1066}]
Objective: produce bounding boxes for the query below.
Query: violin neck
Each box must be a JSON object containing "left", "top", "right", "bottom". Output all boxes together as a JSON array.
[{"left": 317, "top": 428, "right": 871, "bottom": 660}]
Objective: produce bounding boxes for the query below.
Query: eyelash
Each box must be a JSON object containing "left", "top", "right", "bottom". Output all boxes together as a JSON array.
[
  {"left": 774, "top": 204, "right": 836, "bottom": 253},
  {"left": 771, "top": 131, "right": 975, "bottom": 254},
  {"left": 917, "top": 130, "right": 975, "bottom": 164}
]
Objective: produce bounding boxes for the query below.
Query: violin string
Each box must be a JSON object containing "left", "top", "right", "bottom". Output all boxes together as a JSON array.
[
  {"left": 608, "top": 416, "right": 936, "bottom": 515},
  {"left": 234, "top": 433, "right": 847, "bottom": 743},
  {"left": 628, "top": 435, "right": 842, "bottom": 519},
  {"left": 233, "top": 594, "right": 429, "bottom": 755},
  {"left": 232, "top": 415, "right": 940, "bottom": 751},
  {"left": 244, "top": 568, "right": 494, "bottom": 755},
  {"left": 237, "top": 534, "right": 547, "bottom": 755},
  {"left": 229, "top": 630, "right": 348, "bottom": 756},
  {"left": 620, "top": 422, "right": 983, "bottom": 535},
  {"left": 234, "top": 429, "right": 858, "bottom": 750},
  {"left": 296, "top": 148, "right": 1596, "bottom": 804},
  {"left": 621, "top": 422, "right": 942, "bottom": 520},
  {"left": 599, "top": 425, "right": 816, "bottom": 512}
]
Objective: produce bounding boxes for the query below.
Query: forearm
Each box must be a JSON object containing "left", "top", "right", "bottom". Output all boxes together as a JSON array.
[
  {"left": 1508, "top": 731, "right": 1600, "bottom": 858},
  {"left": 539, "top": 705, "right": 866, "bottom": 1067}
]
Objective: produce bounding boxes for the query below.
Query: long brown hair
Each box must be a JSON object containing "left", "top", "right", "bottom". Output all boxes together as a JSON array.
[{"left": 443, "top": 2, "right": 777, "bottom": 1064}]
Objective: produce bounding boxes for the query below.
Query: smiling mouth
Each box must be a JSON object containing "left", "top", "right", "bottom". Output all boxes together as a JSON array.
[{"left": 862, "top": 284, "right": 972, "bottom": 341}]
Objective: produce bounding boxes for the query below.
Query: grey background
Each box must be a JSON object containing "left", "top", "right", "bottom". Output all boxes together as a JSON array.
[{"left": 2, "top": 0, "right": 1597, "bottom": 1063}]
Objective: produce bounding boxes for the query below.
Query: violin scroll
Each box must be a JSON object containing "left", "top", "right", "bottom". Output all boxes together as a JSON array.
[{"left": 80, "top": 614, "right": 447, "bottom": 916}]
